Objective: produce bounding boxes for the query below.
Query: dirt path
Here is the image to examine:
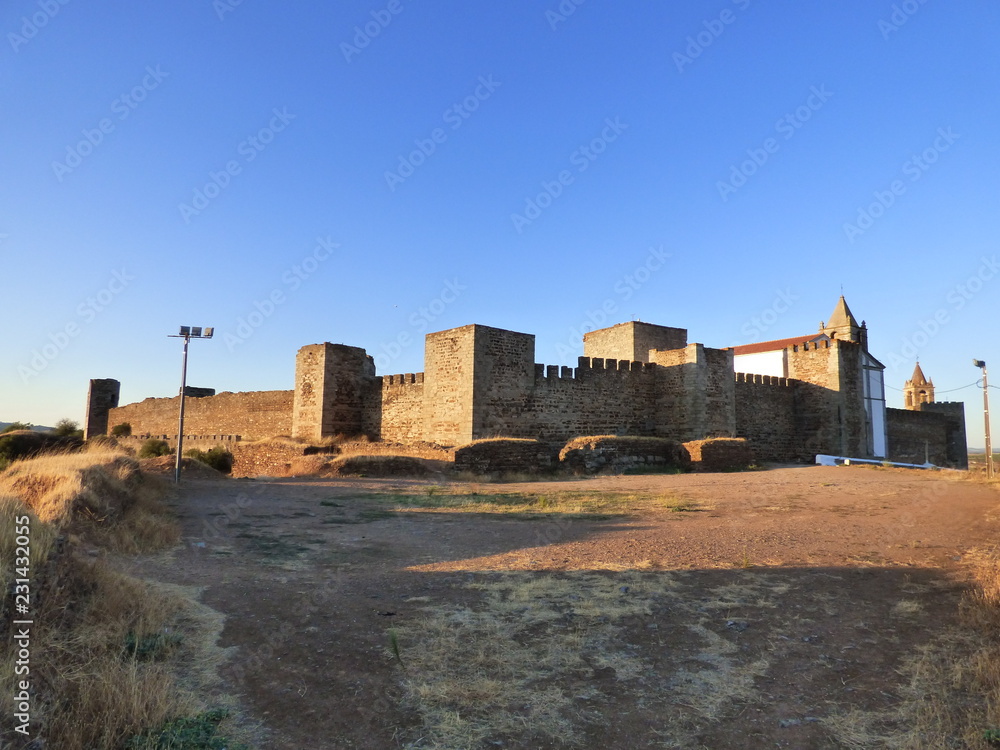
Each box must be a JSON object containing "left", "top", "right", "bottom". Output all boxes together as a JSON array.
[{"left": 119, "top": 466, "right": 1000, "bottom": 749}]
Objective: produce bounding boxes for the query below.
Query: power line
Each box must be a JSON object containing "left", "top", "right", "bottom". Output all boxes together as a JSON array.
[
  {"left": 885, "top": 380, "right": 1000, "bottom": 394},
  {"left": 885, "top": 380, "right": 981, "bottom": 394}
]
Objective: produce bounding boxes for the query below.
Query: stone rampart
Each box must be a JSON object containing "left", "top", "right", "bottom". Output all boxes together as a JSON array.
[{"left": 107, "top": 390, "right": 293, "bottom": 441}]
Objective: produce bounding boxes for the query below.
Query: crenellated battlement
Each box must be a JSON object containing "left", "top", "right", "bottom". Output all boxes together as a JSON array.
[
  {"left": 791, "top": 339, "right": 832, "bottom": 352},
  {"left": 735, "top": 372, "right": 790, "bottom": 387},
  {"left": 531, "top": 357, "right": 656, "bottom": 383},
  {"left": 376, "top": 372, "right": 425, "bottom": 387},
  {"left": 89, "top": 303, "right": 967, "bottom": 468}
]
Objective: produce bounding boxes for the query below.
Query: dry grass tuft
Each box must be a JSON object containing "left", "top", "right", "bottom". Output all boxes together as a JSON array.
[
  {"left": 0, "top": 450, "right": 141, "bottom": 523},
  {"left": 0, "top": 451, "right": 178, "bottom": 553},
  {"left": 823, "top": 548, "right": 1000, "bottom": 749},
  {"left": 386, "top": 488, "right": 696, "bottom": 517},
  {"left": 392, "top": 570, "right": 783, "bottom": 748},
  {"left": 0, "top": 451, "right": 230, "bottom": 750},
  {"left": 393, "top": 572, "right": 657, "bottom": 748}
]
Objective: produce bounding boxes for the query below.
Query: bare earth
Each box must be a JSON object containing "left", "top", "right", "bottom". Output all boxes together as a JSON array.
[{"left": 119, "top": 465, "right": 1000, "bottom": 749}]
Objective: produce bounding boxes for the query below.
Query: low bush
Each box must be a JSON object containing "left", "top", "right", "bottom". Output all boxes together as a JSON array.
[
  {"left": 53, "top": 418, "right": 84, "bottom": 439},
  {"left": 111, "top": 423, "right": 133, "bottom": 437},
  {"left": 139, "top": 440, "right": 172, "bottom": 459},
  {"left": 183, "top": 446, "right": 233, "bottom": 474}
]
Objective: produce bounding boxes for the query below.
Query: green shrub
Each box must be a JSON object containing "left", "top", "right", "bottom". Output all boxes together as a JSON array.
[
  {"left": 1, "top": 421, "right": 32, "bottom": 434},
  {"left": 53, "top": 418, "right": 84, "bottom": 439},
  {"left": 139, "top": 439, "right": 173, "bottom": 458},
  {"left": 111, "top": 422, "right": 132, "bottom": 437},
  {"left": 183, "top": 446, "right": 233, "bottom": 474},
  {"left": 0, "top": 432, "right": 42, "bottom": 464}
]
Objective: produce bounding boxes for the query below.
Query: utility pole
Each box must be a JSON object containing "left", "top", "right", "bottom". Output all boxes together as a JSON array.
[
  {"left": 974, "top": 359, "right": 994, "bottom": 479},
  {"left": 170, "top": 326, "right": 214, "bottom": 483}
]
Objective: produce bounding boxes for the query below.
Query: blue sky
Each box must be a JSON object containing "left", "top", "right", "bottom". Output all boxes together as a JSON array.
[{"left": 2, "top": 1, "right": 998, "bottom": 448}]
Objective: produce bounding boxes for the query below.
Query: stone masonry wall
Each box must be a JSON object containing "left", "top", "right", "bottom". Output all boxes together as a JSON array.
[
  {"left": 649, "top": 344, "right": 735, "bottom": 442},
  {"left": 362, "top": 374, "right": 426, "bottom": 443},
  {"left": 734, "top": 373, "right": 800, "bottom": 462},
  {"left": 785, "top": 340, "right": 846, "bottom": 457},
  {"left": 472, "top": 326, "right": 536, "bottom": 438},
  {"left": 107, "top": 390, "right": 294, "bottom": 440},
  {"left": 84, "top": 378, "right": 121, "bottom": 439},
  {"left": 916, "top": 401, "right": 967, "bottom": 468},
  {"left": 292, "top": 343, "right": 375, "bottom": 441},
  {"left": 886, "top": 403, "right": 968, "bottom": 468},
  {"left": 886, "top": 407, "right": 952, "bottom": 466},
  {"left": 583, "top": 321, "right": 687, "bottom": 363},
  {"left": 423, "top": 326, "right": 477, "bottom": 445},
  {"left": 529, "top": 358, "right": 660, "bottom": 442}
]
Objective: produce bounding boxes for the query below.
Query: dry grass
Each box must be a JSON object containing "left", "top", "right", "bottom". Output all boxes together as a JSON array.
[
  {"left": 0, "top": 449, "right": 232, "bottom": 749},
  {"left": 822, "top": 548, "right": 1000, "bottom": 749},
  {"left": 392, "top": 571, "right": 785, "bottom": 749},
  {"left": 384, "top": 488, "right": 700, "bottom": 517},
  {"left": 0, "top": 450, "right": 178, "bottom": 553}
]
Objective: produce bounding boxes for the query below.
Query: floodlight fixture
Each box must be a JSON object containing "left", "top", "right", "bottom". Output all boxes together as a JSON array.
[
  {"left": 169, "top": 325, "right": 215, "bottom": 483},
  {"left": 974, "top": 358, "right": 994, "bottom": 479}
]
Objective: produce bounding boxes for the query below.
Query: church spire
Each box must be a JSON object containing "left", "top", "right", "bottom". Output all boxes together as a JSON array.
[
  {"left": 819, "top": 296, "right": 863, "bottom": 344},
  {"left": 904, "top": 363, "right": 935, "bottom": 409}
]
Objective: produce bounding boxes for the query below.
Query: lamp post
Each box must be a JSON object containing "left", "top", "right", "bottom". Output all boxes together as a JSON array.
[
  {"left": 974, "top": 359, "right": 994, "bottom": 479},
  {"left": 169, "top": 326, "right": 214, "bottom": 483}
]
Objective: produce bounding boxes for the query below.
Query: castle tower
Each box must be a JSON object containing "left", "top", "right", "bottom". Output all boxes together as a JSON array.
[
  {"left": 903, "top": 363, "right": 935, "bottom": 409},
  {"left": 819, "top": 296, "right": 864, "bottom": 345},
  {"left": 83, "top": 378, "right": 120, "bottom": 439},
  {"left": 292, "top": 343, "right": 375, "bottom": 441}
]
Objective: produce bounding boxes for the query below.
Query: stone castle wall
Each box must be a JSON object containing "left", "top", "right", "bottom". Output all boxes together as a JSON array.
[
  {"left": 887, "top": 402, "right": 968, "bottom": 468},
  {"left": 529, "top": 358, "right": 660, "bottom": 442},
  {"left": 734, "top": 373, "right": 800, "bottom": 462},
  {"left": 362, "top": 374, "right": 426, "bottom": 443},
  {"left": 84, "top": 378, "right": 120, "bottom": 439},
  {"left": 107, "top": 390, "right": 294, "bottom": 440},
  {"left": 90, "top": 319, "right": 967, "bottom": 468},
  {"left": 583, "top": 321, "right": 687, "bottom": 363}
]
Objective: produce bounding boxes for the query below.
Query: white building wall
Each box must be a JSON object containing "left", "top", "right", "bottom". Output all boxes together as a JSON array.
[
  {"left": 733, "top": 350, "right": 787, "bottom": 378},
  {"left": 861, "top": 353, "right": 887, "bottom": 457}
]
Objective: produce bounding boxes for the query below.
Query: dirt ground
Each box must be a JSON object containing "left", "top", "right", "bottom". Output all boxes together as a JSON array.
[{"left": 118, "top": 465, "right": 1000, "bottom": 749}]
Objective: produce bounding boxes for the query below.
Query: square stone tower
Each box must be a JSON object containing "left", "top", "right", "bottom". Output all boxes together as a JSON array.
[
  {"left": 292, "top": 343, "right": 375, "bottom": 441},
  {"left": 83, "top": 378, "right": 121, "bottom": 439},
  {"left": 422, "top": 324, "right": 535, "bottom": 444},
  {"left": 583, "top": 321, "right": 687, "bottom": 363}
]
